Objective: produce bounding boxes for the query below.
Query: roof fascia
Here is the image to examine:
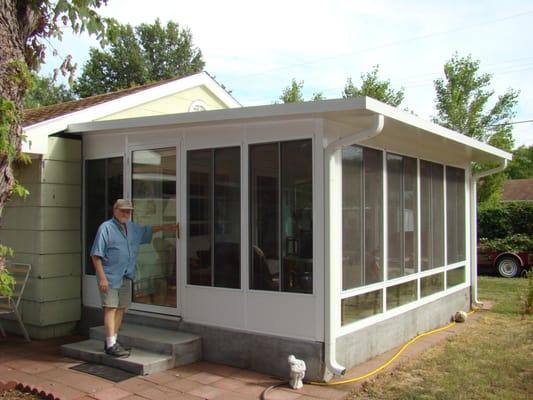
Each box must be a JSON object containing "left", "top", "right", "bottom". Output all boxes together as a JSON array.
[{"left": 364, "top": 97, "right": 512, "bottom": 161}]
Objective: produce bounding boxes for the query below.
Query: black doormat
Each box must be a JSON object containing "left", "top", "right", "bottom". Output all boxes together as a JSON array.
[{"left": 70, "top": 363, "right": 138, "bottom": 382}]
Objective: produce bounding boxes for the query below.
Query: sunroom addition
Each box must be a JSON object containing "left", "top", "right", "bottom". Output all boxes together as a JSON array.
[{"left": 69, "top": 97, "right": 510, "bottom": 381}]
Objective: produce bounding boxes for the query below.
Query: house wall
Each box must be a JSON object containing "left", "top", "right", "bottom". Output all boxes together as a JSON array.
[
  {"left": 96, "top": 86, "right": 227, "bottom": 121},
  {"left": 0, "top": 137, "right": 81, "bottom": 339}
]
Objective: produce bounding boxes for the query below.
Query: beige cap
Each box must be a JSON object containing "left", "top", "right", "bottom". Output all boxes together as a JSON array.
[{"left": 113, "top": 199, "right": 134, "bottom": 210}]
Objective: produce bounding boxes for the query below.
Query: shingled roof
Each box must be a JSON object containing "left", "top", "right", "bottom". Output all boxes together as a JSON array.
[
  {"left": 501, "top": 178, "right": 533, "bottom": 201},
  {"left": 22, "top": 74, "right": 194, "bottom": 127}
]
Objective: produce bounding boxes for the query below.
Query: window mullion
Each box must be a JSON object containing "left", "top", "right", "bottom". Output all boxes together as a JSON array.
[
  {"left": 211, "top": 149, "right": 215, "bottom": 287},
  {"left": 278, "top": 142, "right": 283, "bottom": 292}
]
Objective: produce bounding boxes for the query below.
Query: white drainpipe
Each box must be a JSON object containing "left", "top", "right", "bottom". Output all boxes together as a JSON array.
[
  {"left": 469, "top": 159, "right": 508, "bottom": 305},
  {"left": 323, "top": 114, "right": 385, "bottom": 379}
]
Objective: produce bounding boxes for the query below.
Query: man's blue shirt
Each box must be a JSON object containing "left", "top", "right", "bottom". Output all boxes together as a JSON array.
[{"left": 90, "top": 218, "right": 153, "bottom": 288}]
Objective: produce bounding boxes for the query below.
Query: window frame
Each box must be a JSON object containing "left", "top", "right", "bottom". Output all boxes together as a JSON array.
[{"left": 339, "top": 146, "right": 468, "bottom": 332}]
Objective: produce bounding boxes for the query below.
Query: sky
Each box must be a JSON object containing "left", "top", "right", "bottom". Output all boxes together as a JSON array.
[{"left": 42, "top": 0, "right": 533, "bottom": 148}]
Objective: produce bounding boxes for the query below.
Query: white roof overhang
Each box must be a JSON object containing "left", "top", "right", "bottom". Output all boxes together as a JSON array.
[
  {"left": 22, "top": 72, "right": 241, "bottom": 155},
  {"left": 67, "top": 96, "right": 511, "bottom": 166}
]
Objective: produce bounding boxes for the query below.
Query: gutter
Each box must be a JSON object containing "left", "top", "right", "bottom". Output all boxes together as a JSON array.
[
  {"left": 323, "top": 114, "right": 385, "bottom": 379},
  {"left": 469, "top": 159, "right": 508, "bottom": 305}
]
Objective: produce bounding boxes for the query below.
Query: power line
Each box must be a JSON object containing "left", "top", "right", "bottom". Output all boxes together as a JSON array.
[{"left": 221, "top": 10, "right": 533, "bottom": 83}]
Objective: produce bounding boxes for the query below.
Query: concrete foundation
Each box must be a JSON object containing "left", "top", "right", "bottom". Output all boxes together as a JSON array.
[
  {"left": 80, "top": 288, "right": 469, "bottom": 381},
  {"left": 336, "top": 288, "right": 470, "bottom": 369}
]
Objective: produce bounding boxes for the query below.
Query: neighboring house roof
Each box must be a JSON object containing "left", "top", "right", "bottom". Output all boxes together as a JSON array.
[
  {"left": 501, "top": 178, "right": 533, "bottom": 201},
  {"left": 22, "top": 71, "right": 241, "bottom": 155}
]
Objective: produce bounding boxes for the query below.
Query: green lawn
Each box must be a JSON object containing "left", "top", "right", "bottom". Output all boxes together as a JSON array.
[{"left": 348, "top": 276, "right": 533, "bottom": 400}]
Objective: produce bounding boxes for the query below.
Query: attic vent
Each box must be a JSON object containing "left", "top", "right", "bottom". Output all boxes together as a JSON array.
[{"left": 189, "top": 100, "right": 207, "bottom": 112}]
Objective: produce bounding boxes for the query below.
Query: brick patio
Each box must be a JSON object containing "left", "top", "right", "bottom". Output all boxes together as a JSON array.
[{"left": 0, "top": 309, "right": 485, "bottom": 400}]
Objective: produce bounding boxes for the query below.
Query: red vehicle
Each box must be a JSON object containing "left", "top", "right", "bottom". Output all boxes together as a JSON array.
[{"left": 478, "top": 250, "right": 533, "bottom": 278}]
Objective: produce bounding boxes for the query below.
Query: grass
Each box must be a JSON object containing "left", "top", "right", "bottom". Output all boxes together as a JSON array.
[{"left": 347, "top": 276, "right": 533, "bottom": 400}]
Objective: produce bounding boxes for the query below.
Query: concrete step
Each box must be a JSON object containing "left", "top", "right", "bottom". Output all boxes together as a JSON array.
[
  {"left": 61, "top": 339, "right": 174, "bottom": 375},
  {"left": 89, "top": 324, "right": 201, "bottom": 366}
]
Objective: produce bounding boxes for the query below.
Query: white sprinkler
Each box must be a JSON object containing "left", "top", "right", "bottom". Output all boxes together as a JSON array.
[{"left": 288, "top": 355, "right": 306, "bottom": 389}]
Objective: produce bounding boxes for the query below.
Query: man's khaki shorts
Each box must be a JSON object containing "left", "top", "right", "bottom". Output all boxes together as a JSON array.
[{"left": 100, "top": 278, "right": 132, "bottom": 309}]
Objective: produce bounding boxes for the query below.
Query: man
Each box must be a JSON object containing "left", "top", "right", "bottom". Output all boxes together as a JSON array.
[{"left": 90, "top": 199, "right": 176, "bottom": 357}]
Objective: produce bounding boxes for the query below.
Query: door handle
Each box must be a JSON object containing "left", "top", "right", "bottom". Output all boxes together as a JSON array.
[{"left": 176, "top": 222, "right": 180, "bottom": 239}]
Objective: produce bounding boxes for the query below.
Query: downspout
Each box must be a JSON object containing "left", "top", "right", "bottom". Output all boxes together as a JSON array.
[
  {"left": 323, "top": 114, "right": 385, "bottom": 379},
  {"left": 469, "top": 159, "right": 508, "bottom": 306}
]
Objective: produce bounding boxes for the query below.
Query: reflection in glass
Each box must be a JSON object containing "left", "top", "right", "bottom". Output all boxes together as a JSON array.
[
  {"left": 342, "top": 146, "right": 363, "bottom": 290},
  {"left": 250, "top": 143, "right": 279, "bottom": 291},
  {"left": 446, "top": 167, "right": 466, "bottom": 264},
  {"left": 342, "top": 146, "right": 383, "bottom": 290},
  {"left": 386, "top": 280, "right": 417, "bottom": 310},
  {"left": 447, "top": 266, "right": 465, "bottom": 288},
  {"left": 187, "top": 150, "right": 212, "bottom": 286},
  {"left": 85, "top": 157, "right": 123, "bottom": 275},
  {"left": 387, "top": 154, "right": 417, "bottom": 279},
  {"left": 132, "top": 148, "right": 176, "bottom": 307},
  {"left": 187, "top": 147, "right": 241, "bottom": 288},
  {"left": 250, "top": 140, "right": 313, "bottom": 293},
  {"left": 214, "top": 148, "right": 241, "bottom": 288},
  {"left": 421, "top": 273, "right": 444, "bottom": 297},
  {"left": 420, "top": 160, "right": 444, "bottom": 270},
  {"left": 341, "top": 290, "right": 383, "bottom": 325}
]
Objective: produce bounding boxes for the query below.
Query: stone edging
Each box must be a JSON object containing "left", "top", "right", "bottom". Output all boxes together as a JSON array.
[{"left": 0, "top": 380, "right": 60, "bottom": 400}]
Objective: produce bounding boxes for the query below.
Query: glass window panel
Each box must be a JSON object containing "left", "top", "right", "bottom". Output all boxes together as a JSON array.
[
  {"left": 386, "top": 280, "right": 417, "bottom": 310},
  {"left": 342, "top": 146, "right": 363, "bottom": 290},
  {"left": 187, "top": 149, "right": 212, "bottom": 286},
  {"left": 281, "top": 140, "right": 313, "bottom": 293},
  {"left": 421, "top": 273, "right": 444, "bottom": 297},
  {"left": 364, "top": 148, "right": 383, "bottom": 285},
  {"left": 250, "top": 143, "right": 279, "bottom": 291},
  {"left": 214, "top": 147, "right": 241, "bottom": 289},
  {"left": 420, "top": 160, "right": 444, "bottom": 270},
  {"left": 342, "top": 146, "right": 383, "bottom": 289},
  {"left": 341, "top": 290, "right": 383, "bottom": 325},
  {"left": 387, "top": 154, "right": 417, "bottom": 279},
  {"left": 447, "top": 266, "right": 465, "bottom": 288},
  {"left": 132, "top": 148, "right": 176, "bottom": 307},
  {"left": 446, "top": 167, "right": 466, "bottom": 264},
  {"left": 85, "top": 157, "right": 123, "bottom": 275}
]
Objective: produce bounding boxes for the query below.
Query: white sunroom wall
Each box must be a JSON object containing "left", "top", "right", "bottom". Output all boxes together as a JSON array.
[
  {"left": 82, "top": 118, "right": 326, "bottom": 342},
  {"left": 323, "top": 120, "right": 472, "bottom": 337}
]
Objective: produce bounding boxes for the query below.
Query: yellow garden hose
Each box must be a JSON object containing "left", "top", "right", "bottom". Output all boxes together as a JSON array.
[{"left": 308, "top": 309, "right": 477, "bottom": 386}]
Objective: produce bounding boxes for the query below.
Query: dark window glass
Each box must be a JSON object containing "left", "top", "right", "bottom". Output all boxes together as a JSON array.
[
  {"left": 250, "top": 143, "right": 279, "bottom": 291},
  {"left": 214, "top": 147, "right": 241, "bottom": 288},
  {"left": 342, "top": 146, "right": 383, "bottom": 290},
  {"left": 387, "top": 154, "right": 418, "bottom": 279},
  {"left": 250, "top": 140, "right": 313, "bottom": 293},
  {"left": 447, "top": 266, "right": 465, "bottom": 288},
  {"left": 187, "top": 147, "right": 240, "bottom": 288},
  {"left": 85, "top": 157, "right": 123, "bottom": 275},
  {"left": 386, "top": 280, "right": 417, "bottom": 310},
  {"left": 420, "top": 160, "right": 444, "bottom": 270},
  {"left": 421, "top": 273, "right": 444, "bottom": 297},
  {"left": 446, "top": 166, "right": 466, "bottom": 264},
  {"left": 341, "top": 290, "right": 383, "bottom": 325},
  {"left": 187, "top": 150, "right": 212, "bottom": 286}
]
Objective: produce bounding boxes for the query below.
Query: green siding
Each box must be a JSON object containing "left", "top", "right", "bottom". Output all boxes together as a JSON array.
[
  {"left": 0, "top": 137, "right": 82, "bottom": 338},
  {"left": 23, "top": 276, "right": 80, "bottom": 302},
  {"left": 1, "top": 230, "right": 80, "bottom": 253},
  {"left": 2, "top": 207, "right": 80, "bottom": 230},
  {"left": 21, "top": 298, "right": 81, "bottom": 326},
  {"left": 0, "top": 320, "right": 77, "bottom": 339}
]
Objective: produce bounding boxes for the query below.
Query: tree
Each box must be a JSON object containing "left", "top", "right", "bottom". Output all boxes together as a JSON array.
[
  {"left": 343, "top": 65, "right": 404, "bottom": 107},
  {"left": 506, "top": 145, "right": 533, "bottom": 179},
  {"left": 279, "top": 78, "right": 324, "bottom": 103},
  {"left": 24, "top": 73, "right": 76, "bottom": 108},
  {"left": 432, "top": 53, "right": 519, "bottom": 203},
  {"left": 75, "top": 19, "right": 204, "bottom": 98},
  {"left": 0, "top": 0, "right": 114, "bottom": 293}
]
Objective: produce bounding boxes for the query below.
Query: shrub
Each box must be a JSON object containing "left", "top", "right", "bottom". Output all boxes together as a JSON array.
[
  {"left": 478, "top": 201, "right": 533, "bottom": 239},
  {"left": 479, "top": 234, "right": 533, "bottom": 253}
]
